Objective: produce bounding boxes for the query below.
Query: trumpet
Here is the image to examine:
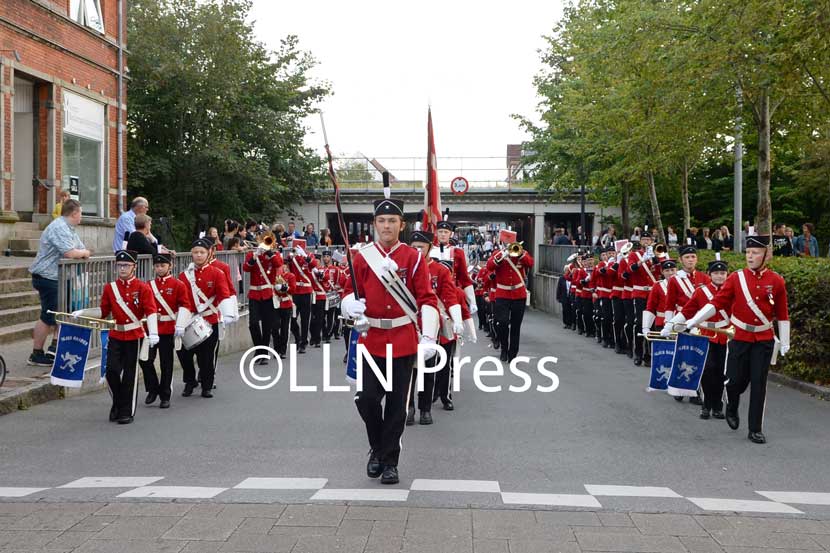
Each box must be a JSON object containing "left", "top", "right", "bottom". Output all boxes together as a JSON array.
[
  {"left": 507, "top": 242, "right": 524, "bottom": 257},
  {"left": 256, "top": 231, "right": 277, "bottom": 251},
  {"left": 619, "top": 241, "right": 633, "bottom": 255}
]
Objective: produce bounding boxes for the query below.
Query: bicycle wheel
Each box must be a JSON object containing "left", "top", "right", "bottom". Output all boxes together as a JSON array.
[{"left": 0, "top": 355, "right": 6, "bottom": 388}]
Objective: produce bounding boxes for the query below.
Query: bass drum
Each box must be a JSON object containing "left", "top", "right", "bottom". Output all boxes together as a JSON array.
[{"left": 182, "top": 314, "right": 213, "bottom": 350}]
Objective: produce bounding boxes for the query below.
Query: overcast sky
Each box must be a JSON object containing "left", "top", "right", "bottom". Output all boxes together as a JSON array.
[{"left": 249, "top": 1, "right": 564, "bottom": 185}]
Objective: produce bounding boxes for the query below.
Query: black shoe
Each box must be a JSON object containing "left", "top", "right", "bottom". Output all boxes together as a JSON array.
[
  {"left": 256, "top": 357, "right": 269, "bottom": 366},
  {"left": 699, "top": 408, "right": 711, "bottom": 420},
  {"left": 500, "top": 351, "right": 509, "bottom": 362},
  {"left": 159, "top": 400, "right": 170, "bottom": 409},
  {"left": 298, "top": 346, "right": 306, "bottom": 354},
  {"left": 144, "top": 392, "right": 158, "bottom": 405},
  {"left": 419, "top": 411, "right": 433, "bottom": 425},
  {"left": 380, "top": 465, "right": 399, "bottom": 485},
  {"left": 689, "top": 396, "right": 703, "bottom": 406},
  {"left": 201, "top": 390, "right": 213, "bottom": 398},
  {"left": 726, "top": 410, "right": 740, "bottom": 430},
  {"left": 633, "top": 358, "right": 643, "bottom": 366},
  {"left": 182, "top": 383, "right": 195, "bottom": 397},
  {"left": 626, "top": 349, "right": 633, "bottom": 358},
  {"left": 117, "top": 415, "right": 133, "bottom": 425},
  {"left": 314, "top": 343, "right": 321, "bottom": 348},
  {"left": 406, "top": 406, "right": 415, "bottom": 426},
  {"left": 27, "top": 352, "right": 53, "bottom": 367},
  {"left": 577, "top": 329, "right": 584, "bottom": 336},
  {"left": 748, "top": 431, "right": 766, "bottom": 444},
  {"left": 712, "top": 410, "right": 725, "bottom": 420},
  {"left": 615, "top": 345, "right": 624, "bottom": 355},
  {"left": 367, "top": 450, "right": 382, "bottom": 478},
  {"left": 674, "top": 396, "right": 684, "bottom": 402},
  {"left": 342, "top": 353, "right": 348, "bottom": 363},
  {"left": 109, "top": 406, "right": 118, "bottom": 422},
  {"left": 280, "top": 353, "right": 286, "bottom": 360},
  {"left": 442, "top": 399, "right": 454, "bottom": 411}
]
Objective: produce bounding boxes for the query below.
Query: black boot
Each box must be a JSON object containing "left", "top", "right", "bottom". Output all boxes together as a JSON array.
[
  {"left": 699, "top": 408, "right": 711, "bottom": 420},
  {"left": 144, "top": 392, "right": 158, "bottom": 405},
  {"left": 725, "top": 408, "right": 740, "bottom": 430},
  {"left": 406, "top": 406, "right": 415, "bottom": 426},
  {"left": 381, "top": 465, "right": 399, "bottom": 485},
  {"left": 109, "top": 406, "right": 118, "bottom": 422},
  {"left": 442, "top": 399, "right": 454, "bottom": 411},
  {"left": 500, "top": 350, "right": 509, "bottom": 362},
  {"left": 712, "top": 409, "right": 725, "bottom": 420},
  {"left": 366, "top": 450, "right": 382, "bottom": 478},
  {"left": 117, "top": 414, "right": 133, "bottom": 425},
  {"left": 689, "top": 396, "right": 703, "bottom": 406},
  {"left": 159, "top": 399, "right": 171, "bottom": 409},
  {"left": 747, "top": 431, "right": 766, "bottom": 444},
  {"left": 182, "top": 383, "right": 195, "bottom": 397},
  {"left": 419, "top": 411, "right": 433, "bottom": 425},
  {"left": 633, "top": 358, "right": 643, "bottom": 366}
]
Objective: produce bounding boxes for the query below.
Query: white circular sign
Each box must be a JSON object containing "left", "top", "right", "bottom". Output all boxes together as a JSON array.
[{"left": 451, "top": 176, "right": 469, "bottom": 195}]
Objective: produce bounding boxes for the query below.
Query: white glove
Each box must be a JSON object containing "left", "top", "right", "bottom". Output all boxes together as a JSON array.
[
  {"left": 341, "top": 294, "right": 366, "bottom": 319},
  {"left": 148, "top": 334, "right": 160, "bottom": 347},
  {"left": 453, "top": 321, "right": 465, "bottom": 335},
  {"left": 660, "top": 325, "right": 672, "bottom": 338},
  {"left": 419, "top": 335, "right": 438, "bottom": 359},
  {"left": 469, "top": 303, "right": 478, "bottom": 315},
  {"left": 174, "top": 326, "right": 185, "bottom": 337},
  {"left": 686, "top": 304, "right": 715, "bottom": 330},
  {"left": 380, "top": 256, "right": 399, "bottom": 274},
  {"left": 294, "top": 246, "right": 306, "bottom": 257},
  {"left": 778, "top": 320, "right": 790, "bottom": 356},
  {"left": 255, "top": 246, "right": 266, "bottom": 256},
  {"left": 71, "top": 309, "right": 84, "bottom": 318}
]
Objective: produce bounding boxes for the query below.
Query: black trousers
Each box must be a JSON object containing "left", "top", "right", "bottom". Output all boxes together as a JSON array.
[
  {"left": 612, "top": 297, "right": 626, "bottom": 349},
  {"left": 574, "top": 294, "right": 584, "bottom": 333},
  {"left": 409, "top": 344, "right": 449, "bottom": 411},
  {"left": 579, "top": 297, "right": 595, "bottom": 336},
  {"left": 593, "top": 298, "right": 602, "bottom": 341},
  {"left": 432, "top": 341, "right": 456, "bottom": 403},
  {"left": 561, "top": 293, "right": 574, "bottom": 327},
  {"left": 355, "top": 354, "right": 416, "bottom": 466},
  {"left": 292, "top": 293, "right": 311, "bottom": 347},
  {"left": 601, "top": 298, "right": 614, "bottom": 346},
  {"left": 495, "top": 298, "right": 525, "bottom": 358},
  {"left": 323, "top": 305, "right": 337, "bottom": 341},
  {"left": 623, "top": 299, "right": 635, "bottom": 353},
  {"left": 248, "top": 298, "right": 275, "bottom": 349},
  {"left": 272, "top": 307, "right": 292, "bottom": 355},
  {"left": 725, "top": 340, "right": 774, "bottom": 433},
  {"left": 139, "top": 334, "right": 174, "bottom": 401},
  {"left": 106, "top": 337, "right": 141, "bottom": 418},
  {"left": 487, "top": 301, "right": 498, "bottom": 342},
  {"left": 702, "top": 341, "right": 727, "bottom": 411},
  {"left": 310, "top": 297, "right": 325, "bottom": 345},
  {"left": 633, "top": 297, "right": 647, "bottom": 361},
  {"left": 475, "top": 295, "right": 487, "bottom": 329},
  {"left": 177, "top": 323, "right": 219, "bottom": 391}
]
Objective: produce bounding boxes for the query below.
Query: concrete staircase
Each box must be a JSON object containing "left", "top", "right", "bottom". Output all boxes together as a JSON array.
[
  {"left": 0, "top": 265, "right": 39, "bottom": 345},
  {"left": 7, "top": 221, "right": 42, "bottom": 257}
]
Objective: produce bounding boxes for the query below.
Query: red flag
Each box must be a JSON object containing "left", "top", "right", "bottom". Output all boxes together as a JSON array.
[{"left": 423, "top": 108, "right": 442, "bottom": 232}]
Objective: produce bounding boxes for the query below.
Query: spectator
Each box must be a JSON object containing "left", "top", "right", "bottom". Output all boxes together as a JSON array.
[
  {"left": 601, "top": 226, "right": 616, "bottom": 249},
  {"left": 244, "top": 220, "right": 258, "bottom": 243},
  {"left": 686, "top": 227, "right": 698, "bottom": 246},
  {"left": 113, "top": 196, "right": 149, "bottom": 252},
  {"left": 483, "top": 234, "right": 494, "bottom": 253},
  {"left": 711, "top": 229, "right": 723, "bottom": 252},
  {"left": 772, "top": 223, "right": 793, "bottom": 257},
  {"left": 793, "top": 223, "right": 819, "bottom": 257},
  {"left": 284, "top": 221, "right": 302, "bottom": 240},
  {"left": 28, "top": 200, "right": 92, "bottom": 366},
  {"left": 694, "top": 228, "right": 707, "bottom": 250},
  {"left": 720, "top": 226, "right": 733, "bottom": 251},
  {"left": 52, "top": 190, "right": 70, "bottom": 220},
  {"left": 126, "top": 214, "right": 158, "bottom": 255},
  {"left": 304, "top": 223, "right": 319, "bottom": 247},
  {"left": 630, "top": 226, "right": 641, "bottom": 243},
  {"left": 666, "top": 226, "right": 678, "bottom": 248},
  {"left": 702, "top": 227, "right": 712, "bottom": 250},
  {"left": 553, "top": 228, "right": 570, "bottom": 246},
  {"left": 222, "top": 220, "right": 239, "bottom": 250},
  {"left": 208, "top": 227, "right": 223, "bottom": 251},
  {"left": 320, "top": 228, "right": 333, "bottom": 246}
]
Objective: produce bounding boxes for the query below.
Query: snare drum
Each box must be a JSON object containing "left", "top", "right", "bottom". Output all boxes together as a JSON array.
[
  {"left": 182, "top": 314, "right": 213, "bottom": 350},
  {"left": 325, "top": 290, "right": 341, "bottom": 311}
]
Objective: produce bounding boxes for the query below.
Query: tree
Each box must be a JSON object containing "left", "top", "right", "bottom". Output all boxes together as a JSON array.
[
  {"left": 127, "top": 0, "right": 329, "bottom": 247},
  {"left": 336, "top": 158, "right": 376, "bottom": 183}
]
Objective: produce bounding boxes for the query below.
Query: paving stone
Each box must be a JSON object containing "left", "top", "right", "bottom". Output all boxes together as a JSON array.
[
  {"left": 9, "top": 510, "right": 90, "bottom": 531},
  {"left": 93, "top": 515, "right": 178, "bottom": 540},
  {"left": 95, "top": 504, "right": 194, "bottom": 517},
  {"left": 290, "top": 535, "right": 367, "bottom": 553},
  {"left": 74, "top": 539, "right": 187, "bottom": 553},
  {"left": 400, "top": 534, "right": 473, "bottom": 553},
  {"left": 406, "top": 507, "right": 472, "bottom": 537},
  {"left": 694, "top": 516, "right": 734, "bottom": 533},
  {"left": 218, "top": 505, "right": 285, "bottom": 520},
  {"left": 575, "top": 531, "right": 687, "bottom": 552},
  {"left": 69, "top": 515, "right": 118, "bottom": 532},
  {"left": 186, "top": 505, "right": 225, "bottom": 518},
  {"left": 472, "top": 538, "right": 509, "bottom": 553},
  {"left": 0, "top": 504, "right": 42, "bottom": 516},
  {"left": 630, "top": 513, "right": 708, "bottom": 536},
  {"left": 275, "top": 505, "right": 345, "bottom": 527},
  {"left": 709, "top": 529, "right": 823, "bottom": 550},
  {"left": 180, "top": 542, "right": 223, "bottom": 553},
  {"left": 812, "top": 534, "right": 830, "bottom": 549},
  {"left": 679, "top": 536, "right": 726, "bottom": 552},
  {"left": 162, "top": 515, "right": 244, "bottom": 541},
  {"left": 267, "top": 526, "right": 337, "bottom": 537},
  {"left": 535, "top": 511, "right": 602, "bottom": 527},
  {"left": 597, "top": 513, "right": 634, "bottom": 527},
  {"left": 219, "top": 533, "right": 297, "bottom": 552},
  {"left": 0, "top": 530, "right": 60, "bottom": 548},
  {"left": 721, "top": 549, "right": 826, "bottom": 553},
  {"left": 343, "top": 506, "right": 409, "bottom": 521},
  {"left": 372, "top": 519, "right": 407, "bottom": 537},
  {"left": 726, "top": 516, "right": 830, "bottom": 535},
  {"left": 234, "top": 518, "right": 277, "bottom": 535},
  {"left": 335, "top": 519, "right": 373, "bottom": 537},
  {"left": 472, "top": 512, "right": 574, "bottom": 542},
  {"left": 364, "top": 535, "right": 404, "bottom": 553},
  {"left": 506, "top": 539, "right": 583, "bottom": 553},
  {"left": 45, "top": 530, "right": 98, "bottom": 550}
]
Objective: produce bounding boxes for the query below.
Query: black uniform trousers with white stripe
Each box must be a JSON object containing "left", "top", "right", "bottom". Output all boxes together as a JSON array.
[
  {"left": 106, "top": 337, "right": 141, "bottom": 418},
  {"left": 139, "top": 334, "right": 174, "bottom": 401},
  {"left": 725, "top": 339, "right": 774, "bottom": 433}
]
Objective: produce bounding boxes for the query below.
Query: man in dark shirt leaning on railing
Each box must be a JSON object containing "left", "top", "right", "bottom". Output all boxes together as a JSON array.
[{"left": 27, "top": 199, "right": 92, "bottom": 366}]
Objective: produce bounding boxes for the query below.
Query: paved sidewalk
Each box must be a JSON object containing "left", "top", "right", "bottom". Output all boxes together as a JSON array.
[{"left": 1, "top": 502, "right": 830, "bottom": 552}]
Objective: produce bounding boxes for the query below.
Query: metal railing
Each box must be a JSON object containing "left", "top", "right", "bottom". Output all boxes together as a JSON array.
[{"left": 538, "top": 244, "right": 580, "bottom": 275}]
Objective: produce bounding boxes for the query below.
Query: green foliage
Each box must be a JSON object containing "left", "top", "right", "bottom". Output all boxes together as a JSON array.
[
  {"left": 694, "top": 250, "right": 830, "bottom": 384},
  {"left": 127, "top": 0, "right": 329, "bottom": 248}
]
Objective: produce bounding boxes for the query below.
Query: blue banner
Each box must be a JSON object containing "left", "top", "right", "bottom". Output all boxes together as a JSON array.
[
  {"left": 648, "top": 339, "right": 675, "bottom": 391},
  {"left": 345, "top": 328, "right": 360, "bottom": 382},
  {"left": 667, "top": 332, "right": 709, "bottom": 397},
  {"left": 50, "top": 324, "right": 92, "bottom": 388},
  {"left": 99, "top": 329, "right": 109, "bottom": 384}
]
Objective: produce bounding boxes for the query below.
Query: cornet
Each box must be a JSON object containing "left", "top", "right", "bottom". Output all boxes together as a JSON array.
[
  {"left": 619, "top": 241, "right": 633, "bottom": 255},
  {"left": 507, "top": 242, "right": 524, "bottom": 257}
]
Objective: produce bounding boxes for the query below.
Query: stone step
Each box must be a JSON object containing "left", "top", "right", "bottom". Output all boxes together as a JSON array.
[
  {"left": 12, "top": 221, "right": 40, "bottom": 231},
  {"left": 0, "top": 278, "right": 31, "bottom": 294},
  {"left": 0, "top": 266, "right": 31, "bottom": 280},
  {"left": 11, "top": 229, "right": 42, "bottom": 240},
  {"left": 8, "top": 250, "right": 38, "bottom": 258},
  {"left": 0, "top": 290, "right": 39, "bottom": 310},
  {"left": 0, "top": 305, "right": 41, "bottom": 328},
  {"left": 8, "top": 239, "right": 39, "bottom": 251},
  {"left": 0, "top": 322, "right": 33, "bottom": 345}
]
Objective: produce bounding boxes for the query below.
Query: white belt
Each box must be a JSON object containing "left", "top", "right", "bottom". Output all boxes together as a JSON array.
[
  {"left": 700, "top": 319, "right": 730, "bottom": 329},
  {"left": 612, "top": 286, "right": 623, "bottom": 292},
  {"left": 113, "top": 322, "right": 142, "bottom": 332},
  {"left": 159, "top": 315, "right": 175, "bottom": 322},
  {"left": 623, "top": 286, "right": 633, "bottom": 291},
  {"left": 249, "top": 284, "right": 272, "bottom": 291},
  {"left": 657, "top": 311, "right": 666, "bottom": 318},
  {"left": 584, "top": 287, "right": 596, "bottom": 292},
  {"left": 366, "top": 315, "right": 411, "bottom": 329},
  {"left": 633, "top": 285, "right": 652, "bottom": 291},
  {"left": 497, "top": 283, "right": 525, "bottom": 291},
  {"left": 730, "top": 315, "right": 771, "bottom": 332},
  {"left": 597, "top": 287, "right": 612, "bottom": 293},
  {"left": 295, "top": 282, "right": 311, "bottom": 287}
]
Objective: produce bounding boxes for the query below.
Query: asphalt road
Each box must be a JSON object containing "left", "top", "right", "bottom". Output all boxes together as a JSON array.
[{"left": 2, "top": 309, "right": 829, "bottom": 514}]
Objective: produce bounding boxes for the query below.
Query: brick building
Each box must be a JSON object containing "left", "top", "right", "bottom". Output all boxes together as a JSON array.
[{"left": 0, "top": 0, "right": 126, "bottom": 253}]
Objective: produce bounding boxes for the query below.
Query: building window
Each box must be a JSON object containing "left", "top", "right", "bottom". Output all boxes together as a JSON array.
[
  {"left": 62, "top": 91, "right": 105, "bottom": 217},
  {"left": 69, "top": 0, "right": 104, "bottom": 33}
]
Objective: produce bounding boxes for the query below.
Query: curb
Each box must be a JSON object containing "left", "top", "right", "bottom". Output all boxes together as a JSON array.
[
  {"left": 769, "top": 371, "right": 830, "bottom": 401},
  {"left": 0, "top": 380, "right": 64, "bottom": 415}
]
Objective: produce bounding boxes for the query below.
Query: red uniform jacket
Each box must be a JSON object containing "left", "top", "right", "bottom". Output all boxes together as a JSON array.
[
  {"left": 440, "top": 244, "right": 474, "bottom": 290},
  {"left": 178, "top": 264, "right": 232, "bottom": 326},
  {"left": 457, "top": 286, "right": 471, "bottom": 320},
  {"left": 645, "top": 279, "right": 669, "bottom": 327},
  {"left": 705, "top": 267, "right": 788, "bottom": 343},
  {"left": 617, "top": 257, "right": 632, "bottom": 300},
  {"left": 664, "top": 270, "right": 711, "bottom": 313},
  {"left": 323, "top": 265, "right": 340, "bottom": 294},
  {"left": 574, "top": 267, "right": 595, "bottom": 299},
  {"left": 273, "top": 266, "right": 296, "bottom": 309},
  {"left": 147, "top": 275, "right": 194, "bottom": 335},
  {"left": 308, "top": 258, "right": 331, "bottom": 302},
  {"left": 429, "top": 261, "right": 459, "bottom": 346},
  {"left": 208, "top": 258, "right": 235, "bottom": 294},
  {"left": 625, "top": 250, "right": 659, "bottom": 299},
  {"left": 486, "top": 251, "right": 534, "bottom": 300},
  {"left": 343, "top": 241, "right": 438, "bottom": 358},
  {"left": 595, "top": 261, "right": 612, "bottom": 299},
  {"left": 100, "top": 277, "right": 158, "bottom": 341},
  {"left": 680, "top": 282, "right": 732, "bottom": 345},
  {"left": 474, "top": 267, "right": 488, "bottom": 297},
  {"left": 288, "top": 254, "right": 316, "bottom": 296},
  {"left": 243, "top": 251, "right": 284, "bottom": 301}
]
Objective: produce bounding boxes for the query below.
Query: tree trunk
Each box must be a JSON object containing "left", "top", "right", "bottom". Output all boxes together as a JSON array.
[
  {"left": 645, "top": 170, "right": 666, "bottom": 244},
  {"left": 681, "top": 159, "right": 691, "bottom": 240},
  {"left": 755, "top": 89, "right": 773, "bottom": 238},
  {"left": 621, "top": 180, "right": 630, "bottom": 237}
]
